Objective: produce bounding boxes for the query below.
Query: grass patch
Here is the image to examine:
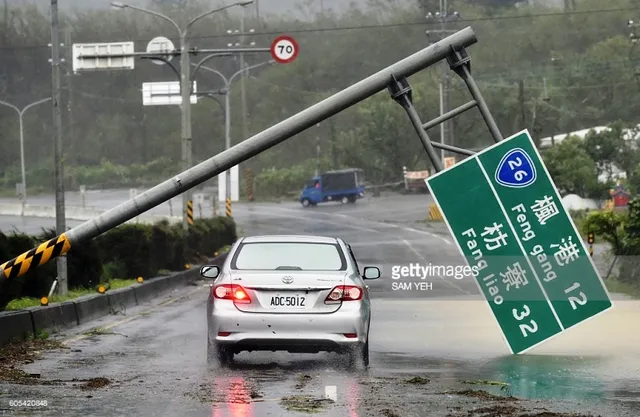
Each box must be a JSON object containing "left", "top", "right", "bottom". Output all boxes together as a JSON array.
[
  {"left": 106, "top": 278, "right": 137, "bottom": 290},
  {"left": 604, "top": 279, "right": 640, "bottom": 298},
  {"left": 4, "top": 279, "right": 138, "bottom": 310}
]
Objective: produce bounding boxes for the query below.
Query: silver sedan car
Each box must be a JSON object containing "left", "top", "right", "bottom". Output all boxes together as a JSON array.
[{"left": 200, "top": 234, "right": 381, "bottom": 368}]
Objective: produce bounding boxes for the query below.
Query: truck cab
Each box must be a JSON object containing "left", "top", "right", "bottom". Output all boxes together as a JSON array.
[{"left": 299, "top": 168, "right": 365, "bottom": 207}]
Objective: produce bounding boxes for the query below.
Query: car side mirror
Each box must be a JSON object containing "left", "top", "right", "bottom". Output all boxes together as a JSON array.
[
  {"left": 200, "top": 265, "right": 220, "bottom": 279},
  {"left": 363, "top": 266, "right": 380, "bottom": 280}
]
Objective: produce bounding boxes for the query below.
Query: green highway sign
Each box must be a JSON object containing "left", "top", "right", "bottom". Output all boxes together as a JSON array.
[{"left": 426, "top": 129, "right": 613, "bottom": 354}]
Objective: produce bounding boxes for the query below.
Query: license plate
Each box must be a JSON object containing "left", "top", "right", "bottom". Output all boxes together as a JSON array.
[{"left": 269, "top": 294, "right": 306, "bottom": 308}]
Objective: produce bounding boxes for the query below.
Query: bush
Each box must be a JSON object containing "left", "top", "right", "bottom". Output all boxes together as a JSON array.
[
  {"left": 583, "top": 200, "right": 640, "bottom": 286},
  {"left": 0, "top": 216, "right": 237, "bottom": 310},
  {"left": 253, "top": 159, "right": 332, "bottom": 198},
  {"left": 1, "top": 157, "right": 179, "bottom": 191}
]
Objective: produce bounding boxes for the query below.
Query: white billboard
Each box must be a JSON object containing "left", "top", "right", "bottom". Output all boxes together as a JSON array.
[
  {"left": 72, "top": 42, "right": 135, "bottom": 72},
  {"left": 142, "top": 81, "right": 198, "bottom": 106}
]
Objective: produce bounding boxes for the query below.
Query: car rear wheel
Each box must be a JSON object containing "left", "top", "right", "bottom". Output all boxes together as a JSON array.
[
  {"left": 216, "top": 345, "right": 233, "bottom": 367},
  {"left": 341, "top": 196, "right": 349, "bottom": 204},
  {"left": 348, "top": 339, "right": 369, "bottom": 369},
  {"left": 301, "top": 198, "right": 311, "bottom": 207},
  {"left": 207, "top": 337, "right": 233, "bottom": 367}
]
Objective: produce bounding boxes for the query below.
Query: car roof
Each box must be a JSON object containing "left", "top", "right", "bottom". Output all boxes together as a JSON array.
[{"left": 240, "top": 235, "right": 340, "bottom": 244}]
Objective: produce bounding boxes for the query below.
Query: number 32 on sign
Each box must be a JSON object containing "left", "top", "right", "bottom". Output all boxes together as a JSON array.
[{"left": 270, "top": 35, "right": 299, "bottom": 64}]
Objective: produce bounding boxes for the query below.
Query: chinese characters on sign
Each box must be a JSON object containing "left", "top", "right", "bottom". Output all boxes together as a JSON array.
[{"left": 426, "top": 129, "right": 612, "bottom": 354}]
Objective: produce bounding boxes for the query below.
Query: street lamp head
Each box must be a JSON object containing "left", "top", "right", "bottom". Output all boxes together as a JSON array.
[
  {"left": 110, "top": 2, "right": 127, "bottom": 9},
  {"left": 238, "top": 0, "right": 254, "bottom": 6}
]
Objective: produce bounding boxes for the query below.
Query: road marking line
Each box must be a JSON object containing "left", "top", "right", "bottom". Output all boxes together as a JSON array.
[
  {"left": 62, "top": 285, "right": 206, "bottom": 344},
  {"left": 325, "top": 385, "right": 337, "bottom": 401}
]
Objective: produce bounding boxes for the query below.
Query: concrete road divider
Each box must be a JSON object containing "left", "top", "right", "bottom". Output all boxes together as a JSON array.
[
  {"left": 28, "top": 302, "right": 78, "bottom": 333},
  {"left": 0, "top": 310, "right": 34, "bottom": 345},
  {"left": 75, "top": 293, "right": 111, "bottom": 324},
  {"left": 132, "top": 280, "right": 160, "bottom": 305},
  {"left": 107, "top": 287, "right": 138, "bottom": 312},
  {"left": 0, "top": 258, "right": 217, "bottom": 347}
]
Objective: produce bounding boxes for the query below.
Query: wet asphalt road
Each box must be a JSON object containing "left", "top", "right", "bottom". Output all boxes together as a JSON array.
[{"left": 0, "top": 193, "right": 639, "bottom": 416}]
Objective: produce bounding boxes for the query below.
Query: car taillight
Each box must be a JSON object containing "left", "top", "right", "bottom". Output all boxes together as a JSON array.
[
  {"left": 325, "top": 285, "right": 363, "bottom": 303},
  {"left": 212, "top": 284, "right": 251, "bottom": 304}
]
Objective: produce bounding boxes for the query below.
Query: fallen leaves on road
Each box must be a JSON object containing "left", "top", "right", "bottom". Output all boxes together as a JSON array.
[
  {"left": 81, "top": 377, "right": 111, "bottom": 390},
  {"left": 295, "top": 374, "right": 313, "bottom": 389},
  {"left": 279, "top": 395, "right": 334, "bottom": 413},
  {"left": 0, "top": 337, "right": 65, "bottom": 384},
  {"left": 404, "top": 376, "right": 429, "bottom": 384},
  {"left": 452, "top": 389, "right": 519, "bottom": 402}
]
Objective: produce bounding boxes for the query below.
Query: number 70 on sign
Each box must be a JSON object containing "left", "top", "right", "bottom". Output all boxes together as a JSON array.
[{"left": 270, "top": 35, "right": 299, "bottom": 64}]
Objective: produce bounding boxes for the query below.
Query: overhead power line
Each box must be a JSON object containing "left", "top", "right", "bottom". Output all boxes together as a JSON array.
[{"left": 0, "top": 5, "right": 638, "bottom": 50}]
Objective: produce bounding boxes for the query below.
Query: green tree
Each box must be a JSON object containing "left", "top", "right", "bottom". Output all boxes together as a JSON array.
[{"left": 542, "top": 136, "right": 608, "bottom": 198}]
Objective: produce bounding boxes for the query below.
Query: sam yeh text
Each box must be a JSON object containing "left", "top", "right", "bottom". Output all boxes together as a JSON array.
[{"left": 392, "top": 282, "right": 433, "bottom": 291}]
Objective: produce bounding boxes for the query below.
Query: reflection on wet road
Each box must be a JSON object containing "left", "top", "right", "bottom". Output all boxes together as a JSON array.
[{"left": 0, "top": 194, "right": 638, "bottom": 416}]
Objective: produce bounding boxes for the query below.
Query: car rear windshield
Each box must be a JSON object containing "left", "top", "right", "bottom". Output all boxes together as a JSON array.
[{"left": 231, "top": 242, "right": 347, "bottom": 271}]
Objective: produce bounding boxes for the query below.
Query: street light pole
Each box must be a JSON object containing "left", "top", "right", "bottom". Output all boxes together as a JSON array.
[
  {"left": 0, "top": 98, "right": 52, "bottom": 212},
  {"left": 194, "top": 60, "right": 274, "bottom": 205},
  {"left": 111, "top": 0, "right": 253, "bottom": 230}
]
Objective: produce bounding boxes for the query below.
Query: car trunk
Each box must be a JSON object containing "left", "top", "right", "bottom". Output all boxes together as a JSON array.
[{"left": 229, "top": 270, "right": 346, "bottom": 314}]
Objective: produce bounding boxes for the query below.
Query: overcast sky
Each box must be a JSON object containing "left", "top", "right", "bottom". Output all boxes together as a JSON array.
[{"left": 5, "top": 0, "right": 384, "bottom": 18}]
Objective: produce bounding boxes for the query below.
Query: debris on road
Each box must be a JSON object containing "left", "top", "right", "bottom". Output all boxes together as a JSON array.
[
  {"left": 279, "top": 395, "right": 334, "bottom": 413},
  {"left": 295, "top": 374, "right": 312, "bottom": 389},
  {"left": 404, "top": 376, "right": 429, "bottom": 384},
  {"left": 451, "top": 389, "right": 519, "bottom": 402},
  {"left": 0, "top": 336, "right": 65, "bottom": 384},
  {"left": 81, "top": 377, "right": 111, "bottom": 390},
  {"left": 83, "top": 327, "right": 128, "bottom": 337}
]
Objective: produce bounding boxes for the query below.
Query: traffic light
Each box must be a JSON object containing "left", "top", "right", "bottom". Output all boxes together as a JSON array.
[{"left": 587, "top": 232, "right": 595, "bottom": 244}]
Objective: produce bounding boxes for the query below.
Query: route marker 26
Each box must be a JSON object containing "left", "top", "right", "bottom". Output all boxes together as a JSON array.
[
  {"left": 270, "top": 35, "right": 299, "bottom": 64},
  {"left": 426, "top": 129, "right": 613, "bottom": 355}
]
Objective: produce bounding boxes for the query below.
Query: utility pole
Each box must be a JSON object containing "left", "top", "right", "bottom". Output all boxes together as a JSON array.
[
  {"left": 518, "top": 79, "right": 526, "bottom": 129},
  {"left": 50, "top": 0, "right": 68, "bottom": 295},
  {"left": 227, "top": 13, "right": 254, "bottom": 144},
  {"left": 426, "top": 2, "right": 460, "bottom": 163},
  {"left": 239, "top": 11, "right": 249, "bottom": 143},
  {"left": 65, "top": 27, "right": 75, "bottom": 153},
  {"left": 179, "top": 29, "right": 192, "bottom": 231},
  {"left": 227, "top": 10, "right": 254, "bottom": 201}
]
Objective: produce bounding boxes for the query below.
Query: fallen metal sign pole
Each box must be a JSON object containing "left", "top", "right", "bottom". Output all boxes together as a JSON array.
[{"left": 0, "top": 26, "right": 498, "bottom": 280}]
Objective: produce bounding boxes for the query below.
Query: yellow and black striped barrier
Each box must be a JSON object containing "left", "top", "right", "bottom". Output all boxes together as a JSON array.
[
  {"left": 0, "top": 234, "right": 71, "bottom": 279},
  {"left": 245, "top": 168, "right": 254, "bottom": 201},
  {"left": 186, "top": 200, "right": 194, "bottom": 225},
  {"left": 428, "top": 204, "right": 443, "bottom": 221},
  {"left": 225, "top": 197, "right": 232, "bottom": 218}
]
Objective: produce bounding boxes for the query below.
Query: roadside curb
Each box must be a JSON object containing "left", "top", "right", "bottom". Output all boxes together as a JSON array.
[{"left": 0, "top": 266, "right": 202, "bottom": 347}]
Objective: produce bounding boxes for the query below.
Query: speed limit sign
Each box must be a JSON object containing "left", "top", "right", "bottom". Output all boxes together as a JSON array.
[{"left": 270, "top": 35, "right": 299, "bottom": 64}]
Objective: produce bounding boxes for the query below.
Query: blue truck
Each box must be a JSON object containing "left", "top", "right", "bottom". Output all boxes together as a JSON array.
[{"left": 299, "top": 168, "right": 365, "bottom": 207}]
